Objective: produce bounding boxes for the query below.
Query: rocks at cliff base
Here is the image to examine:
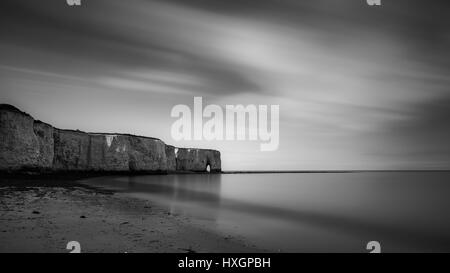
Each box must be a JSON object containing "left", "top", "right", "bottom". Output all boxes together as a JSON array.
[{"left": 0, "top": 104, "right": 221, "bottom": 174}]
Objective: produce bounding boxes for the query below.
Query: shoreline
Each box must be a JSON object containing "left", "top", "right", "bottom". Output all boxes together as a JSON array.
[
  {"left": 2, "top": 169, "right": 450, "bottom": 181},
  {"left": 0, "top": 177, "right": 260, "bottom": 253}
]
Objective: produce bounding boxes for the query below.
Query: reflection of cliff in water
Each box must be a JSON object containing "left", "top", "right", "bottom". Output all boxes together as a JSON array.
[{"left": 101, "top": 174, "right": 222, "bottom": 221}]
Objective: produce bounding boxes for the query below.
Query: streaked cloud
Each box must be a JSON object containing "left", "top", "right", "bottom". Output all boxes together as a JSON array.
[{"left": 0, "top": 0, "right": 449, "bottom": 170}]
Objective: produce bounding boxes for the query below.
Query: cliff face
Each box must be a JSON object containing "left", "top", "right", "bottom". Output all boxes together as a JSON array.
[
  {"left": 0, "top": 105, "right": 54, "bottom": 171},
  {"left": 165, "top": 145, "right": 177, "bottom": 172},
  {"left": 0, "top": 104, "right": 221, "bottom": 174},
  {"left": 52, "top": 131, "right": 168, "bottom": 172}
]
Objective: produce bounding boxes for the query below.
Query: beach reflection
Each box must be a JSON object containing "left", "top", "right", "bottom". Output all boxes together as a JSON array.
[{"left": 87, "top": 174, "right": 223, "bottom": 221}]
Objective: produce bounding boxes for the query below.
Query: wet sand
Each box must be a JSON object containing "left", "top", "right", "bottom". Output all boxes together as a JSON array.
[{"left": 0, "top": 178, "right": 259, "bottom": 253}]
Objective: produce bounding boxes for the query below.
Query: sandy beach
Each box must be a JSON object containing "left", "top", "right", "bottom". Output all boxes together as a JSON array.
[{"left": 0, "top": 177, "right": 259, "bottom": 253}]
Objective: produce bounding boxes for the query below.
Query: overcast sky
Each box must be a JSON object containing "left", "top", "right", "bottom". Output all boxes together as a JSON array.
[{"left": 1, "top": 0, "right": 449, "bottom": 170}]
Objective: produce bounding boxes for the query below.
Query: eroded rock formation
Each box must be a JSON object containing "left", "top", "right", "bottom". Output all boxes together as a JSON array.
[
  {"left": 0, "top": 104, "right": 221, "bottom": 174},
  {"left": 175, "top": 148, "right": 221, "bottom": 172}
]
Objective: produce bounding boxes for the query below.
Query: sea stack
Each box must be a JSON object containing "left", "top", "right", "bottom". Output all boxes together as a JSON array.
[{"left": 0, "top": 104, "right": 221, "bottom": 174}]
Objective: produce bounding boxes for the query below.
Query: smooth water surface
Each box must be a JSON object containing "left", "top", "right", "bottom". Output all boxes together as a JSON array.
[{"left": 82, "top": 172, "right": 450, "bottom": 252}]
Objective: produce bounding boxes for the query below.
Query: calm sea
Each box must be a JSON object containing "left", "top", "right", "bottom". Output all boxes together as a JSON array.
[{"left": 81, "top": 172, "right": 450, "bottom": 252}]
